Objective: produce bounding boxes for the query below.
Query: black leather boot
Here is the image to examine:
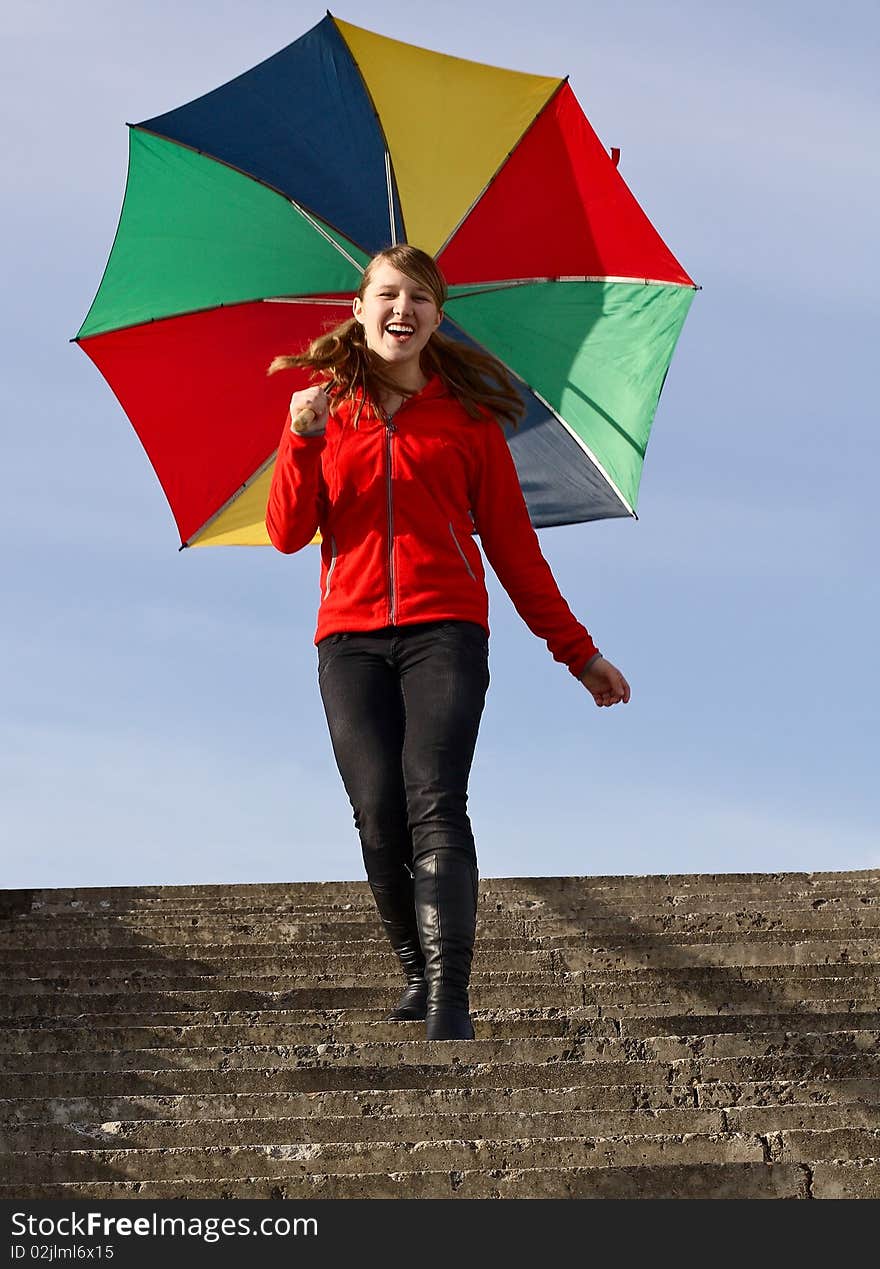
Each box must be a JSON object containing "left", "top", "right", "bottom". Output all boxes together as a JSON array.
[
  {"left": 413, "top": 851, "right": 478, "bottom": 1040},
  {"left": 368, "top": 868, "right": 428, "bottom": 1021}
]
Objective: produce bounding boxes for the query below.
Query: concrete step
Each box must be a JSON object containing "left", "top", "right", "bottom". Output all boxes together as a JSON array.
[
  {"left": 5, "top": 929, "right": 876, "bottom": 969},
  {"left": 5, "top": 910, "right": 878, "bottom": 936},
  {"left": 0, "top": 1015, "right": 619, "bottom": 1052},
  {"left": 3, "top": 1010, "right": 878, "bottom": 1054},
  {"left": 0, "top": 1132, "right": 784, "bottom": 1184},
  {"left": 3, "top": 868, "right": 878, "bottom": 1199},
  {"left": 16, "top": 972, "right": 854, "bottom": 1012},
  {"left": 2, "top": 1105, "right": 725, "bottom": 1151},
  {"left": 5, "top": 1076, "right": 878, "bottom": 1126},
  {"left": 0, "top": 971, "right": 559, "bottom": 1000},
  {"left": 4, "top": 959, "right": 878, "bottom": 985},
  {"left": 5, "top": 922, "right": 880, "bottom": 953},
  {"left": 0, "top": 969, "right": 558, "bottom": 997},
  {"left": 4, "top": 919, "right": 880, "bottom": 966},
  {"left": 2, "top": 943, "right": 879, "bottom": 986},
  {"left": 5, "top": 1101, "right": 880, "bottom": 1154},
  {"left": 10, "top": 867, "right": 876, "bottom": 901},
  {"left": 0, "top": 985, "right": 579, "bottom": 1018},
  {"left": 3, "top": 1053, "right": 879, "bottom": 1099},
  {"left": 8, "top": 1161, "right": 872, "bottom": 1200},
  {"left": 1, "top": 998, "right": 875, "bottom": 1040},
  {"left": 0, "top": 1160, "right": 826, "bottom": 1199},
  {"left": 4, "top": 1127, "right": 880, "bottom": 1186},
  {"left": 3, "top": 964, "right": 876, "bottom": 994},
  {"left": 0, "top": 951, "right": 561, "bottom": 982},
  {"left": 11, "top": 899, "right": 878, "bottom": 928},
  {"left": 3, "top": 981, "right": 880, "bottom": 1022},
  {"left": 7, "top": 976, "right": 879, "bottom": 1011},
  {"left": 5, "top": 904, "right": 879, "bottom": 933},
  {"left": 2, "top": 1029, "right": 878, "bottom": 1077}
]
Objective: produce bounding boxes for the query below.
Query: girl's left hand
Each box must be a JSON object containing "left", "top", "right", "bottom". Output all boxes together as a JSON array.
[{"left": 579, "top": 656, "right": 631, "bottom": 707}]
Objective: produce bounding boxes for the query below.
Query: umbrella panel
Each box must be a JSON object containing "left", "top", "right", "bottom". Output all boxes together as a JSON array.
[
  {"left": 446, "top": 281, "right": 695, "bottom": 511},
  {"left": 438, "top": 82, "right": 693, "bottom": 286},
  {"left": 334, "top": 17, "right": 562, "bottom": 256},
  {"left": 78, "top": 131, "right": 367, "bottom": 340},
  {"left": 138, "top": 14, "right": 405, "bottom": 255},
  {"left": 79, "top": 300, "right": 353, "bottom": 546}
]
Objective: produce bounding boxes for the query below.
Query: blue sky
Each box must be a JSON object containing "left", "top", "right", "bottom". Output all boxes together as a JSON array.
[{"left": 2, "top": 0, "right": 878, "bottom": 888}]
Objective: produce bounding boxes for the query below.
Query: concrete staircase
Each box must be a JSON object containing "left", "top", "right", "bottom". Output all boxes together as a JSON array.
[{"left": 1, "top": 870, "right": 879, "bottom": 1199}]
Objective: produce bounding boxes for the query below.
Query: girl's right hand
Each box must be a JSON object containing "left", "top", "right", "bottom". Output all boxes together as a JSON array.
[
  {"left": 578, "top": 656, "right": 631, "bottom": 707},
  {"left": 289, "top": 387, "right": 330, "bottom": 436}
]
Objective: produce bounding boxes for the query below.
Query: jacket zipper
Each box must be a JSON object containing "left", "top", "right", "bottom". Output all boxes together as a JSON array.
[
  {"left": 382, "top": 411, "right": 397, "bottom": 624},
  {"left": 323, "top": 534, "right": 338, "bottom": 599},
  {"left": 449, "top": 521, "right": 476, "bottom": 580}
]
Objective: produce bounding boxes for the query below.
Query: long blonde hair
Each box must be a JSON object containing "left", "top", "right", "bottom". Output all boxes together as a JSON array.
[{"left": 268, "top": 245, "right": 524, "bottom": 430}]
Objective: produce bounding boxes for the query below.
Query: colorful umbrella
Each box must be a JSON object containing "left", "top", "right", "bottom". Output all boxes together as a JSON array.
[{"left": 75, "top": 14, "right": 696, "bottom": 548}]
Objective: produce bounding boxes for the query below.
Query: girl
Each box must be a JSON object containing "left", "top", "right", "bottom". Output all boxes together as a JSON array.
[{"left": 266, "top": 245, "right": 630, "bottom": 1041}]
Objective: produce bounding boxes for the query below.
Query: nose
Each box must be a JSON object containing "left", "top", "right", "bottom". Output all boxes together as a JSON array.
[{"left": 392, "top": 292, "right": 414, "bottom": 317}]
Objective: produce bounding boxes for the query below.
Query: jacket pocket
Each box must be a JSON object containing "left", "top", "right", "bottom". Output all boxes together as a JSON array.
[
  {"left": 448, "top": 522, "right": 476, "bottom": 581},
  {"left": 323, "top": 535, "right": 338, "bottom": 599}
]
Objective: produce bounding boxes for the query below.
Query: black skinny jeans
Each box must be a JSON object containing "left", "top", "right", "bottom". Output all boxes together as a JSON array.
[{"left": 317, "top": 620, "right": 490, "bottom": 883}]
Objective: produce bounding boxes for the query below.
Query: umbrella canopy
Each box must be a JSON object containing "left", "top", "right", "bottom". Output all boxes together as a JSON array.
[{"left": 76, "top": 13, "right": 696, "bottom": 548}]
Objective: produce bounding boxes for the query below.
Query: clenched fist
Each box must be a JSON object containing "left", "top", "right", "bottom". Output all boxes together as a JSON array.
[{"left": 289, "top": 387, "right": 330, "bottom": 436}]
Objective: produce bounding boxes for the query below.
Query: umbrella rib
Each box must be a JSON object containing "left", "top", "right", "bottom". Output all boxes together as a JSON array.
[
  {"left": 130, "top": 125, "right": 370, "bottom": 272},
  {"left": 75, "top": 294, "right": 357, "bottom": 341},
  {"left": 263, "top": 297, "right": 355, "bottom": 305},
  {"left": 441, "top": 312, "right": 636, "bottom": 521},
  {"left": 181, "top": 452, "right": 280, "bottom": 550},
  {"left": 434, "top": 77, "right": 569, "bottom": 261},
  {"left": 289, "top": 202, "right": 365, "bottom": 273},
  {"left": 330, "top": 15, "right": 407, "bottom": 244},
  {"left": 384, "top": 150, "right": 397, "bottom": 246},
  {"left": 448, "top": 276, "right": 698, "bottom": 298}
]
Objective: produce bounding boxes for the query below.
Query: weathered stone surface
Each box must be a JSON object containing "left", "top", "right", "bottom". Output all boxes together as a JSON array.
[
  {"left": 3, "top": 1076, "right": 878, "bottom": 1129},
  {"left": 2, "top": 868, "right": 877, "bottom": 1199},
  {"left": 775, "top": 1128, "right": 880, "bottom": 1162},
  {"left": 1, "top": 1132, "right": 772, "bottom": 1184},
  {"left": 5, "top": 1011, "right": 878, "bottom": 1057},
  {"left": 2, "top": 1107, "right": 730, "bottom": 1152},
  {"left": 810, "top": 1162, "right": 880, "bottom": 1198},
  {"left": 0, "top": 984, "right": 588, "bottom": 1018},
  {"left": 0, "top": 1162, "right": 812, "bottom": 1200},
  {"left": 725, "top": 1103, "right": 880, "bottom": 1133},
  {"left": 7, "top": 1103, "right": 880, "bottom": 1155},
  {"left": 3, "top": 1030, "right": 878, "bottom": 1077}
]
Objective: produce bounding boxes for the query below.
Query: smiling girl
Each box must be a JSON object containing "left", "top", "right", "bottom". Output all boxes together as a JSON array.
[{"left": 266, "top": 245, "right": 629, "bottom": 1041}]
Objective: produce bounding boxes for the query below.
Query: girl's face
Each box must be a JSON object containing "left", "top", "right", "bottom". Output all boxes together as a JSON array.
[{"left": 352, "top": 262, "right": 442, "bottom": 371}]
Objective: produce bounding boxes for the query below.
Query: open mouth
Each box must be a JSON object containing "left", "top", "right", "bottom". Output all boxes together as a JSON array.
[{"left": 385, "top": 323, "right": 415, "bottom": 343}]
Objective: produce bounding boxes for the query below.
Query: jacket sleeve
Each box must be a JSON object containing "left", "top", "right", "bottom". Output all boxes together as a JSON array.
[
  {"left": 471, "top": 418, "right": 600, "bottom": 678},
  {"left": 265, "top": 413, "right": 328, "bottom": 554}
]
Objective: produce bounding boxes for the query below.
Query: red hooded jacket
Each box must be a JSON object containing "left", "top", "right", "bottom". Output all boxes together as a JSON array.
[{"left": 266, "top": 374, "right": 600, "bottom": 679}]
